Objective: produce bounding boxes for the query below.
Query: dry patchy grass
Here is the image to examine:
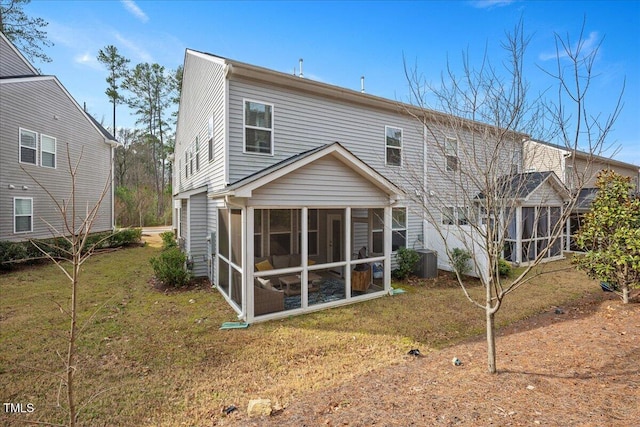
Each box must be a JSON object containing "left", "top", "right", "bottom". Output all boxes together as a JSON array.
[{"left": 0, "top": 246, "right": 603, "bottom": 426}]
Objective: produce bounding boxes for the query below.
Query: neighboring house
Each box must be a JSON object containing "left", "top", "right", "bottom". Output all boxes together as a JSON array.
[
  {"left": 173, "top": 49, "right": 564, "bottom": 322},
  {"left": 0, "top": 32, "right": 118, "bottom": 242},
  {"left": 524, "top": 140, "right": 640, "bottom": 250}
]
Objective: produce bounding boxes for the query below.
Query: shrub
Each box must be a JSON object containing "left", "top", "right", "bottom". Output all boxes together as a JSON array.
[
  {"left": 160, "top": 231, "right": 177, "bottom": 250},
  {"left": 149, "top": 247, "right": 192, "bottom": 287},
  {"left": 498, "top": 258, "right": 512, "bottom": 277},
  {"left": 0, "top": 241, "right": 28, "bottom": 270},
  {"left": 393, "top": 248, "right": 420, "bottom": 280},
  {"left": 450, "top": 248, "right": 472, "bottom": 277},
  {"left": 109, "top": 228, "right": 142, "bottom": 247}
]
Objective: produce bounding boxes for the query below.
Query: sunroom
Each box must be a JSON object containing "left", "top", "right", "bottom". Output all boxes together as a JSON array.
[{"left": 212, "top": 143, "right": 404, "bottom": 322}]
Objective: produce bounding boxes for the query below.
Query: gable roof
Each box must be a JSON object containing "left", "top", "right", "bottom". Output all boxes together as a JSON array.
[
  {"left": 477, "top": 171, "right": 569, "bottom": 202},
  {"left": 0, "top": 31, "right": 38, "bottom": 77},
  {"left": 210, "top": 142, "right": 404, "bottom": 199},
  {"left": 185, "top": 49, "right": 530, "bottom": 142}
]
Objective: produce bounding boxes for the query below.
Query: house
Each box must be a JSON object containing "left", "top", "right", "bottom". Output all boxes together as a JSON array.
[
  {"left": 0, "top": 32, "right": 118, "bottom": 242},
  {"left": 173, "top": 49, "right": 565, "bottom": 322},
  {"left": 524, "top": 140, "right": 640, "bottom": 250}
]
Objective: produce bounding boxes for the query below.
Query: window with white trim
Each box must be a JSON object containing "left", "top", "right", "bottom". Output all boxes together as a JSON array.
[
  {"left": 20, "top": 129, "right": 37, "bottom": 165},
  {"left": 445, "top": 137, "right": 458, "bottom": 172},
  {"left": 41, "top": 134, "right": 56, "bottom": 168},
  {"left": 244, "top": 100, "right": 273, "bottom": 154},
  {"left": 385, "top": 126, "right": 402, "bottom": 166},
  {"left": 184, "top": 151, "right": 188, "bottom": 178},
  {"left": 208, "top": 116, "right": 214, "bottom": 162},
  {"left": 189, "top": 148, "right": 193, "bottom": 175},
  {"left": 391, "top": 207, "right": 407, "bottom": 251},
  {"left": 14, "top": 197, "right": 33, "bottom": 233},
  {"left": 442, "top": 206, "right": 469, "bottom": 225},
  {"left": 194, "top": 137, "right": 200, "bottom": 172}
]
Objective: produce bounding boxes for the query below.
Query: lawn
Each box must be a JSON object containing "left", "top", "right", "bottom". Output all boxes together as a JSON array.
[{"left": 0, "top": 244, "right": 600, "bottom": 426}]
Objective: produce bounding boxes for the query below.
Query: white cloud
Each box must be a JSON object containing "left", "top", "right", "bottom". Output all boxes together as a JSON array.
[
  {"left": 115, "top": 32, "right": 154, "bottom": 63},
  {"left": 539, "top": 31, "right": 600, "bottom": 61},
  {"left": 75, "top": 51, "right": 102, "bottom": 70},
  {"left": 121, "top": 0, "right": 149, "bottom": 23},
  {"left": 469, "top": 0, "right": 515, "bottom": 9}
]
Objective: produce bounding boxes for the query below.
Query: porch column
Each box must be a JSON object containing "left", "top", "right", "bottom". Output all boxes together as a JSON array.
[
  {"left": 384, "top": 205, "right": 392, "bottom": 292},
  {"left": 344, "top": 207, "right": 352, "bottom": 298},
  {"left": 515, "top": 207, "right": 522, "bottom": 264},
  {"left": 301, "top": 207, "right": 308, "bottom": 309},
  {"left": 245, "top": 207, "right": 254, "bottom": 322}
]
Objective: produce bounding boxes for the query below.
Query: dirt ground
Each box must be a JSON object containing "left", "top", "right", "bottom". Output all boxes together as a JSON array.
[{"left": 235, "top": 291, "right": 639, "bottom": 426}]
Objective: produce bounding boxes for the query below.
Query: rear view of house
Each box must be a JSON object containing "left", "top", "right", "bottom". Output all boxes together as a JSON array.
[{"left": 0, "top": 32, "right": 118, "bottom": 242}]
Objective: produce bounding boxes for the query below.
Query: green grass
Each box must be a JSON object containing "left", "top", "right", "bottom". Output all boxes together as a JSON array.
[{"left": 0, "top": 246, "right": 601, "bottom": 426}]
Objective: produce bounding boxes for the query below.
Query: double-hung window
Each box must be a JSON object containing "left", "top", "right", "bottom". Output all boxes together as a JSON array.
[
  {"left": 244, "top": 100, "right": 273, "bottom": 154},
  {"left": 20, "top": 129, "right": 37, "bottom": 165},
  {"left": 391, "top": 207, "right": 407, "bottom": 251},
  {"left": 41, "top": 134, "right": 56, "bottom": 168},
  {"left": 195, "top": 137, "right": 200, "bottom": 172},
  {"left": 442, "top": 206, "right": 469, "bottom": 225},
  {"left": 14, "top": 198, "right": 33, "bottom": 233},
  {"left": 208, "top": 116, "right": 214, "bottom": 162},
  {"left": 445, "top": 137, "right": 458, "bottom": 172},
  {"left": 385, "top": 126, "right": 402, "bottom": 166}
]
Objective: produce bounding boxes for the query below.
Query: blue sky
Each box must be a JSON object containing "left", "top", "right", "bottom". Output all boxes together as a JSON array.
[{"left": 25, "top": 0, "right": 640, "bottom": 165}]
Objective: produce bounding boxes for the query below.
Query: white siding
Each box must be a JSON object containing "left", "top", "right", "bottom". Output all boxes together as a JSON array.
[{"left": 249, "top": 156, "right": 390, "bottom": 207}]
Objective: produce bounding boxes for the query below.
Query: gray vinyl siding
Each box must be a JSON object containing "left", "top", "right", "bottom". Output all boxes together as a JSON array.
[
  {"left": 227, "top": 79, "right": 424, "bottom": 190},
  {"left": 0, "top": 36, "right": 36, "bottom": 77},
  {"left": 174, "top": 52, "right": 227, "bottom": 196},
  {"left": 248, "top": 156, "right": 390, "bottom": 207},
  {"left": 188, "top": 192, "right": 208, "bottom": 277},
  {"left": 0, "top": 78, "right": 113, "bottom": 241}
]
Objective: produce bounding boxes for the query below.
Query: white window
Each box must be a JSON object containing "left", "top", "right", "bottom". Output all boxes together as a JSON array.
[
  {"left": 565, "top": 165, "right": 574, "bottom": 189},
  {"left": 445, "top": 137, "right": 458, "bottom": 172},
  {"left": 391, "top": 207, "right": 407, "bottom": 251},
  {"left": 20, "top": 128, "right": 37, "bottom": 165},
  {"left": 184, "top": 151, "right": 188, "bottom": 178},
  {"left": 385, "top": 126, "right": 402, "bottom": 166},
  {"left": 189, "top": 148, "right": 193, "bottom": 175},
  {"left": 194, "top": 137, "right": 200, "bottom": 172},
  {"left": 442, "top": 206, "right": 469, "bottom": 225},
  {"left": 14, "top": 197, "right": 33, "bottom": 233},
  {"left": 208, "top": 116, "right": 214, "bottom": 162},
  {"left": 41, "top": 134, "right": 56, "bottom": 168},
  {"left": 244, "top": 100, "right": 273, "bottom": 154}
]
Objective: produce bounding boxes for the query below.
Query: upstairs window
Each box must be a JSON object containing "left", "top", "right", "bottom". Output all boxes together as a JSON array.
[
  {"left": 184, "top": 151, "right": 188, "bottom": 178},
  {"left": 20, "top": 129, "right": 37, "bottom": 165},
  {"left": 385, "top": 126, "right": 402, "bottom": 166},
  {"left": 208, "top": 116, "right": 214, "bottom": 162},
  {"left": 445, "top": 137, "right": 458, "bottom": 172},
  {"left": 41, "top": 134, "right": 56, "bottom": 168},
  {"left": 195, "top": 137, "right": 200, "bottom": 172},
  {"left": 244, "top": 100, "right": 273, "bottom": 154},
  {"left": 14, "top": 197, "right": 33, "bottom": 233}
]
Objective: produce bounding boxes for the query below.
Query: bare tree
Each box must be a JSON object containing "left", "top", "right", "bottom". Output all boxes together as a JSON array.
[
  {"left": 22, "top": 144, "right": 113, "bottom": 426},
  {"left": 401, "top": 20, "right": 623, "bottom": 373}
]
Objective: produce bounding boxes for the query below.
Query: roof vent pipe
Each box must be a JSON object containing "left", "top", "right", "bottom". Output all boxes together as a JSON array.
[
  {"left": 299, "top": 58, "right": 304, "bottom": 78},
  {"left": 361, "top": 76, "right": 365, "bottom": 93}
]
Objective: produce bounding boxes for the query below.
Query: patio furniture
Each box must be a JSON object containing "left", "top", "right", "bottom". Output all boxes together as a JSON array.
[{"left": 279, "top": 272, "right": 322, "bottom": 296}]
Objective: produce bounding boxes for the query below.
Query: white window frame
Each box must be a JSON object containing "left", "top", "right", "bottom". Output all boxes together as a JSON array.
[
  {"left": 208, "top": 115, "right": 215, "bottom": 162},
  {"left": 14, "top": 197, "right": 33, "bottom": 233},
  {"left": 40, "top": 134, "right": 57, "bottom": 169},
  {"left": 391, "top": 207, "right": 407, "bottom": 251},
  {"left": 19, "top": 128, "right": 38, "bottom": 165},
  {"left": 371, "top": 208, "right": 384, "bottom": 254},
  {"left": 184, "top": 151, "right": 188, "bottom": 178},
  {"left": 194, "top": 137, "right": 200, "bottom": 172},
  {"left": 442, "top": 206, "right": 469, "bottom": 225},
  {"left": 385, "top": 125, "right": 402, "bottom": 167},
  {"left": 243, "top": 99, "right": 274, "bottom": 155},
  {"left": 445, "top": 137, "right": 458, "bottom": 172}
]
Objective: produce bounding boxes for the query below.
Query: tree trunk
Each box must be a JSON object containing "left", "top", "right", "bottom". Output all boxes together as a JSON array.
[
  {"left": 67, "top": 253, "right": 79, "bottom": 427},
  {"left": 486, "top": 308, "right": 497, "bottom": 374},
  {"left": 623, "top": 284, "right": 629, "bottom": 304}
]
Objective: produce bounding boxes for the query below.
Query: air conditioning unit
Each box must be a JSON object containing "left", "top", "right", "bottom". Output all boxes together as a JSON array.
[{"left": 413, "top": 249, "right": 437, "bottom": 279}]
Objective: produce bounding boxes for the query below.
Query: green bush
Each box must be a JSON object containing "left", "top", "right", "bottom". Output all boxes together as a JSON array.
[
  {"left": 393, "top": 248, "right": 420, "bottom": 280},
  {"left": 109, "top": 228, "right": 142, "bottom": 247},
  {"left": 0, "top": 241, "right": 28, "bottom": 271},
  {"left": 498, "top": 258, "right": 512, "bottom": 277},
  {"left": 160, "top": 231, "right": 177, "bottom": 250},
  {"left": 450, "top": 247, "right": 472, "bottom": 277},
  {"left": 149, "top": 247, "right": 192, "bottom": 287}
]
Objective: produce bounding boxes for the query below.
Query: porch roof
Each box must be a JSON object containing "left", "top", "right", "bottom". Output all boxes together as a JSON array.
[
  {"left": 476, "top": 171, "right": 569, "bottom": 202},
  {"left": 209, "top": 142, "right": 405, "bottom": 200}
]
